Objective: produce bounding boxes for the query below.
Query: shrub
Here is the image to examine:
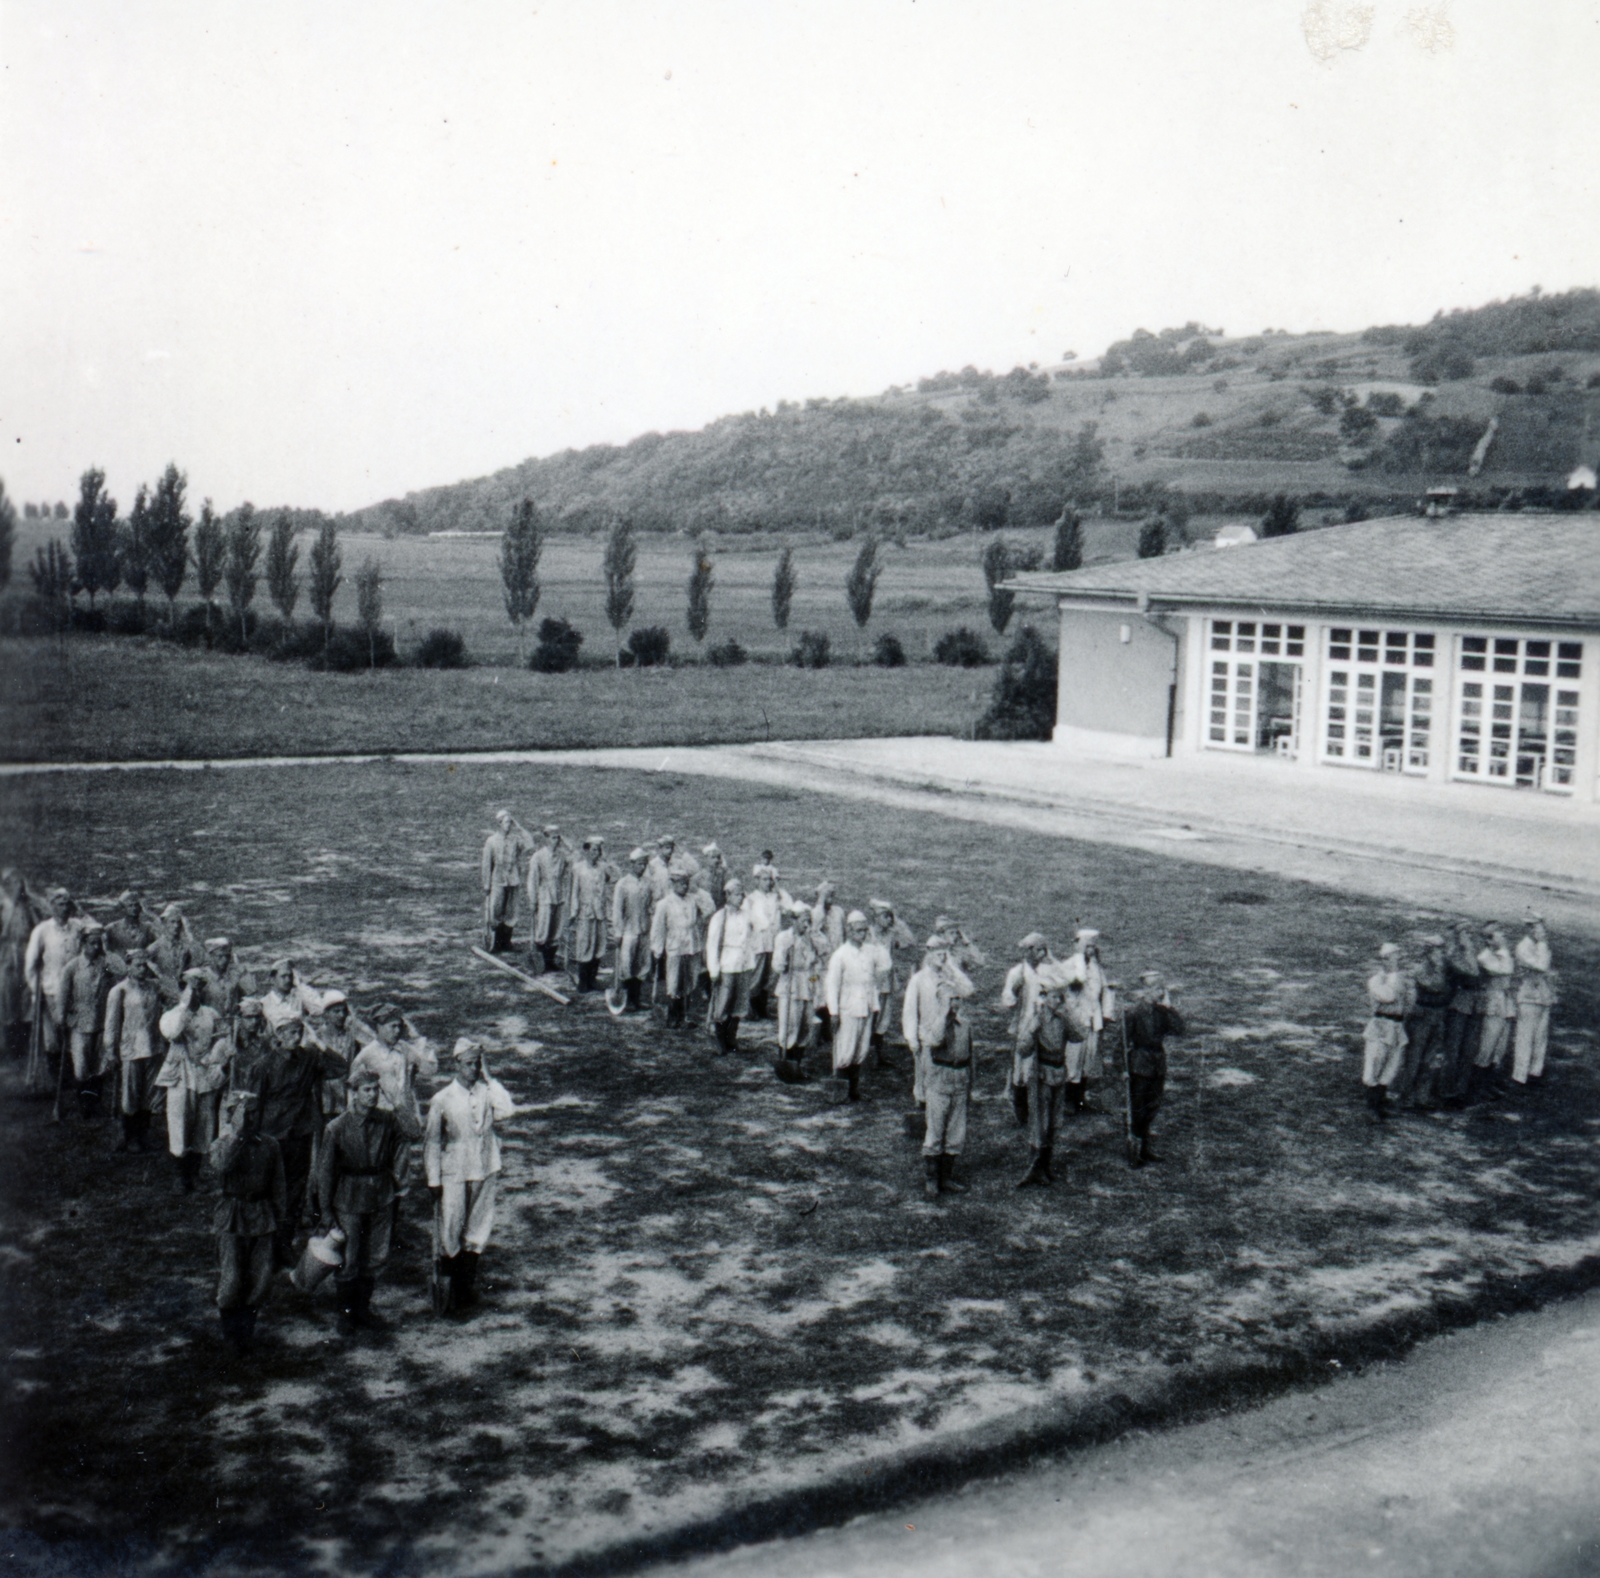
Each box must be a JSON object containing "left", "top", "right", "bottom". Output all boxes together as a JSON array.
[
  {"left": 873, "top": 633, "right": 907, "bottom": 668},
  {"left": 1366, "top": 391, "right": 1405, "bottom": 417},
  {"left": 104, "top": 599, "right": 154, "bottom": 637},
  {"left": 1136, "top": 517, "right": 1167, "bottom": 559},
  {"left": 790, "top": 630, "right": 830, "bottom": 669},
  {"left": 530, "top": 616, "right": 584, "bottom": 673},
  {"left": 1051, "top": 508, "right": 1083, "bottom": 572},
  {"left": 1340, "top": 404, "right": 1379, "bottom": 440},
  {"left": 708, "top": 638, "right": 747, "bottom": 667},
  {"left": 1491, "top": 375, "right": 1522, "bottom": 394},
  {"left": 933, "top": 626, "right": 991, "bottom": 667},
  {"left": 1410, "top": 341, "right": 1475, "bottom": 384},
  {"left": 1260, "top": 494, "right": 1301, "bottom": 538},
  {"left": 1588, "top": 372, "right": 1600, "bottom": 390},
  {"left": 416, "top": 627, "right": 468, "bottom": 668},
  {"left": 260, "top": 618, "right": 325, "bottom": 662},
  {"left": 976, "top": 624, "right": 1057, "bottom": 741},
  {"left": 310, "top": 626, "right": 396, "bottom": 673},
  {"left": 1192, "top": 411, "right": 1213, "bottom": 427},
  {"left": 627, "top": 625, "right": 671, "bottom": 667}
]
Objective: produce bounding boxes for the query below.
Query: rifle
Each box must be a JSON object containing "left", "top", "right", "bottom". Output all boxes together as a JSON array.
[{"left": 1120, "top": 1013, "right": 1140, "bottom": 1167}]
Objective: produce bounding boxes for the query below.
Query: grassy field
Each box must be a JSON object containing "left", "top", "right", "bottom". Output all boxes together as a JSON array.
[
  {"left": 6, "top": 517, "right": 1151, "bottom": 671},
  {"left": 0, "top": 636, "right": 1002, "bottom": 763},
  {"left": 2, "top": 760, "right": 1597, "bottom": 1576}
]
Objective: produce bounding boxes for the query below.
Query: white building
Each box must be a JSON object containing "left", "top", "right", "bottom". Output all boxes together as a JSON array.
[{"left": 1014, "top": 513, "right": 1600, "bottom": 801}]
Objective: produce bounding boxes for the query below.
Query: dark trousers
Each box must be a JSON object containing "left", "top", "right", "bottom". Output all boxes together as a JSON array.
[
  {"left": 1027, "top": 1069, "right": 1066, "bottom": 1150},
  {"left": 274, "top": 1134, "right": 314, "bottom": 1260},
  {"left": 1439, "top": 1011, "right": 1480, "bottom": 1101},
  {"left": 1129, "top": 1072, "right": 1165, "bottom": 1138},
  {"left": 217, "top": 1233, "right": 276, "bottom": 1311},
  {"left": 1399, "top": 1008, "right": 1447, "bottom": 1105},
  {"left": 333, "top": 1205, "right": 394, "bottom": 1284}
]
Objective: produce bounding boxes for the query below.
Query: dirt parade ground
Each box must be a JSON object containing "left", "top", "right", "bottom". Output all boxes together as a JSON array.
[{"left": 2, "top": 757, "right": 1598, "bottom": 1576}]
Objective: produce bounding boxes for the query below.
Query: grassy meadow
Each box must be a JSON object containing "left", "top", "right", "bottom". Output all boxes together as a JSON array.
[{"left": 2, "top": 759, "right": 1598, "bottom": 1574}]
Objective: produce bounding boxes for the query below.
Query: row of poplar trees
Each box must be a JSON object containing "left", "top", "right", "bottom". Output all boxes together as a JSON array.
[{"left": 32, "top": 465, "right": 384, "bottom": 655}]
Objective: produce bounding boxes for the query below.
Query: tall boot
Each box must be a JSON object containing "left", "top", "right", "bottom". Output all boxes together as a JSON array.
[
  {"left": 1066, "top": 1082, "right": 1086, "bottom": 1113},
  {"left": 1367, "top": 1083, "right": 1389, "bottom": 1122},
  {"left": 1039, "top": 1143, "right": 1056, "bottom": 1184},
  {"left": 354, "top": 1276, "right": 387, "bottom": 1331},
  {"left": 923, "top": 1157, "right": 941, "bottom": 1199},
  {"left": 846, "top": 1065, "right": 861, "bottom": 1103},
  {"left": 181, "top": 1152, "right": 201, "bottom": 1193},
  {"left": 937, "top": 1154, "right": 968, "bottom": 1194},
  {"left": 458, "top": 1250, "right": 481, "bottom": 1307},
  {"left": 1011, "top": 1084, "right": 1029, "bottom": 1127},
  {"left": 337, "top": 1280, "right": 360, "bottom": 1335},
  {"left": 173, "top": 1153, "right": 191, "bottom": 1194},
  {"left": 1140, "top": 1136, "right": 1163, "bottom": 1163},
  {"left": 627, "top": 979, "right": 642, "bottom": 1012},
  {"left": 1016, "top": 1147, "right": 1043, "bottom": 1188},
  {"left": 77, "top": 1083, "right": 100, "bottom": 1123},
  {"left": 666, "top": 996, "right": 684, "bottom": 1028},
  {"left": 724, "top": 1017, "right": 741, "bottom": 1053},
  {"left": 115, "top": 1115, "right": 134, "bottom": 1153}
]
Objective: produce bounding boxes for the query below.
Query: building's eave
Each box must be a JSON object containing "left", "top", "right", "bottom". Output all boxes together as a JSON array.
[{"left": 1021, "top": 583, "right": 1600, "bottom": 632}]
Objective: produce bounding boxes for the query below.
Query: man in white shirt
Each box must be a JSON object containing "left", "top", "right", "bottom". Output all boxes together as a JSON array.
[
  {"left": 744, "top": 865, "right": 788, "bottom": 1021},
  {"left": 527, "top": 825, "right": 571, "bottom": 975},
  {"left": 1512, "top": 916, "right": 1556, "bottom": 1087},
  {"left": 261, "top": 958, "right": 329, "bottom": 1031},
  {"left": 348, "top": 1001, "right": 437, "bottom": 1125},
  {"left": 1061, "top": 927, "right": 1116, "bottom": 1112},
  {"left": 772, "top": 906, "right": 823, "bottom": 1066},
  {"left": 825, "top": 911, "right": 880, "bottom": 1103},
  {"left": 705, "top": 878, "right": 755, "bottom": 1053},
  {"left": 157, "top": 969, "right": 229, "bottom": 1192},
  {"left": 481, "top": 810, "right": 534, "bottom": 954},
  {"left": 903, "top": 938, "right": 975, "bottom": 1108},
  {"left": 425, "top": 1038, "right": 515, "bottom": 1310},
  {"left": 24, "top": 887, "right": 82, "bottom": 1073},
  {"left": 650, "top": 869, "right": 703, "bottom": 1028}
]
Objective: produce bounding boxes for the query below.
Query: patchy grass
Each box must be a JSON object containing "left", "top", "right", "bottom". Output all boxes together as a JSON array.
[
  {"left": 1, "top": 760, "right": 1597, "bottom": 1576},
  {"left": 0, "top": 637, "right": 998, "bottom": 763}
]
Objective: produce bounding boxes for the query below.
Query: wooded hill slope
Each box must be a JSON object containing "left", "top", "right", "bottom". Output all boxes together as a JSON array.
[{"left": 348, "top": 288, "right": 1600, "bottom": 537}]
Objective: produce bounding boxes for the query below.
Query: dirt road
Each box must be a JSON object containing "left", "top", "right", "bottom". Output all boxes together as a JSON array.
[{"left": 653, "top": 1287, "right": 1600, "bottom": 1578}]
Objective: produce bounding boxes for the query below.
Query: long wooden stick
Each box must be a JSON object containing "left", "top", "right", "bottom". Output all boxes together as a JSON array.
[{"left": 471, "top": 945, "right": 572, "bottom": 1005}]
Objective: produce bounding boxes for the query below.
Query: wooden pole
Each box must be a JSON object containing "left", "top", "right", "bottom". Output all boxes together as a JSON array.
[{"left": 470, "top": 945, "right": 572, "bottom": 1005}]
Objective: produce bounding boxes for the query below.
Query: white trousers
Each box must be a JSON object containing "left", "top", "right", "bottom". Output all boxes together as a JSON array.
[
  {"left": 832, "top": 1015, "right": 872, "bottom": 1072},
  {"left": 1512, "top": 1005, "right": 1550, "bottom": 1082},
  {"left": 438, "top": 1174, "right": 498, "bottom": 1257}
]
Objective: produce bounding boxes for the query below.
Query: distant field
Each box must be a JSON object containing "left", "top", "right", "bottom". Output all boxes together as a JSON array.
[
  {"left": 7, "top": 518, "right": 1145, "bottom": 668},
  {"left": 0, "top": 636, "right": 999, "bottom": 762}
]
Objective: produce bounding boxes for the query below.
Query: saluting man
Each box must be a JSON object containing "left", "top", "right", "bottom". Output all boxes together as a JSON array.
[
  {"left": 1000, "top": 932, "right": 1052, "bottom": 1127},
  {"left": 424, "top": 1038, "right": 516, "bottom": 1311},
  {"left": 527, "top": 825, "right": 572, "bottom": 975},
  {"left": 198, "top": 937, "right": 255, "bottom": 1018},
  {"left": 157, "top": 968, "right": 230, "bottom": 1193},
  {"left": 209, "top": 1089, "right": 287, "bottom": 1355},
  {"left": 1062, "top": 928, "right": 1116, "bottom": 1112},
  {"left": 481, "top": 810, "right": 534, "bottom": 954},
  {"left": 866, "top": 900, "right": 917, "bottom": 1066},
  {"left": 772, "top": 906, "right": 823, "bottom": 1064},
  {"left": 903, "top": 937, "right": 975, "bottom": 1110},
  {"left": 1124, "top": 972, "right": 1185, "bottom": 1167},
  {"left": 911, "top": 958, "right": 978, "bottom": 1198},
  {"left": 825, "top": 911, "right": 880, "bottom": 1102}
]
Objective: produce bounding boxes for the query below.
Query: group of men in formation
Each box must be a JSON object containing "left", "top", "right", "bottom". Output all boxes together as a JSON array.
[
  {"left": 1361, "top": 915, "right": 1559, "bottom": 1119},
  {"left": 0, "top": 869, "right": 516, "bottom": 1352},
  {"left": 482, "top": 813, "right": 1188, "bottom": 1196},
  {"left": 10, "top": 822, "right": 1532, "bottom": 1358}
]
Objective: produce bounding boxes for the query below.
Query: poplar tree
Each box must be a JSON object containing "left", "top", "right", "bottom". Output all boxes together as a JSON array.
[
  {"left": 771, "top": 546, "right": 796, "bottom": 631},
  {"left": 265, "top": 510, "right": 301, "bottom": 624},
  {"left": 70, "top": 468, "right": 120, "bottom": 611},
  {"left": 224, "top": 503, "right": 262, "bottom": 643},
  {"left": 192, "top": 500, "right": 225, "bottom": 633},
  {"left": 686, "top": 535, "right": 714, "bottom": 644},
  {"left": 308, "top": 519, "right": 343, "bottom": 652},
  {"left": 499, "top": 497, "right": 544, "bottom": 663},
  {"left": 603, "top": 516, "right": 637, "bottom": 666}
]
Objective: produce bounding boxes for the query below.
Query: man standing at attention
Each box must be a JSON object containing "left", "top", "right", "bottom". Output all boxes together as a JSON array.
[
  {"left": 772, "top": 905, "right": 823, "bottom": 1067},
  {"left": 649, "top": 869, "right": 702, "bottom": 1029},
  {"left": 903, "top": 936, "right": 975, "bottom": 1111},
  {"left": 25, "top": 887, "right": 82, "bottom": 1084},
  {"left": 425, "top": 1038, "right": 516, "bottom": 1311},
  {"left": 61, "top": 920, "right": 113, "bottom": 1122},
  {"left": 744, "top": 864, "right": 787, "bottom": 1021},
  {"left": 481, "top": 810, "right": 534, "bottom": 954},
  {"left": 105, "top": 947, "right": 163, "bottom": 1152},
  {"left": 317, "top": 1063, "right": 421, "bottom": 1334},
  {"left": 527, "top": 825, "right": 571, "bottom": 976},
  {"left": 103, "top": 889, "right": 155, "bottom": 978},
  {"left": 198, "top": 937, "right": 254, "bottom": 1018},
  {"left": 907, "top": 953, "right": 977, "bottom": 1198},
  {"left": 705, "top": 877, "right": 755, "bottom": 1053},
  {"left": 610, "top": 849, "right": 652, "bottom": 1012},
  {"left": 1361, "top": 942, "right": 1413, "bottom": 1123},
  {"left": 825, "top": 911, "right": 880, "bottom": 1103},
  {"left": 568, "top": 837, "right": 614, "bottom": 993},
  {"left": 1062, "top": 928, "right": 1115, "bottom": 1113},
  {"left": 1399, "top": 935, "right": 1450, "bottom": 1110}
]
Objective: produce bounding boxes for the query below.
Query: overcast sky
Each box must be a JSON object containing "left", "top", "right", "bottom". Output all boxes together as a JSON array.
[{"left": 3, "top": 2, "right": 1596, "bottom": 515}]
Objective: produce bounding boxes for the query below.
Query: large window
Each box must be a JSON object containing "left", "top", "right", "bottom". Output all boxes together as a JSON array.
[
  {"left": 1322, "top": 627, "right": 1435, "bottom": 771},
  {"left": 1207, "top": 621, "right": 1305, "bottom": 753},
  {"left": 1454, "top": 636, "right": 1581, "bottom": 792}
]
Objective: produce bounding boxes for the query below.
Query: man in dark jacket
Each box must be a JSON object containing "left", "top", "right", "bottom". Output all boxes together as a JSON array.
[
  {"left": 1124, "top": 972, "right": 1185, "bottom": 1167},
  {"left": 209, "top": 1089, "right": 287, "bottom": 1355},
  {"left": 317, "top": 1063, "right": 421, "bottom": 1334},
  {"left": 249, "top": 1014, "right": 345, "bottom": 1267}
]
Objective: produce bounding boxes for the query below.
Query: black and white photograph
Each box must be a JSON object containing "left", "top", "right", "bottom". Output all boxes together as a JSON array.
[{"left": 3, "top": 4, "right": 1599, "bottom": 1575}]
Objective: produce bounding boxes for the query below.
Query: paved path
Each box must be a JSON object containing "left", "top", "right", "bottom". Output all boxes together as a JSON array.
[
  {"left": 7, "top": 737, "right": 1596, "bottom": 930},
  {"left": 648, "top": 1287, "right": 1600, "bottom": 1578}
]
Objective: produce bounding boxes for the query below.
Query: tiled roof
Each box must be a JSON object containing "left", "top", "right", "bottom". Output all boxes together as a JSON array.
[{"left": 1013, "top": 513, "right": 1600, "bottom": 627}]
